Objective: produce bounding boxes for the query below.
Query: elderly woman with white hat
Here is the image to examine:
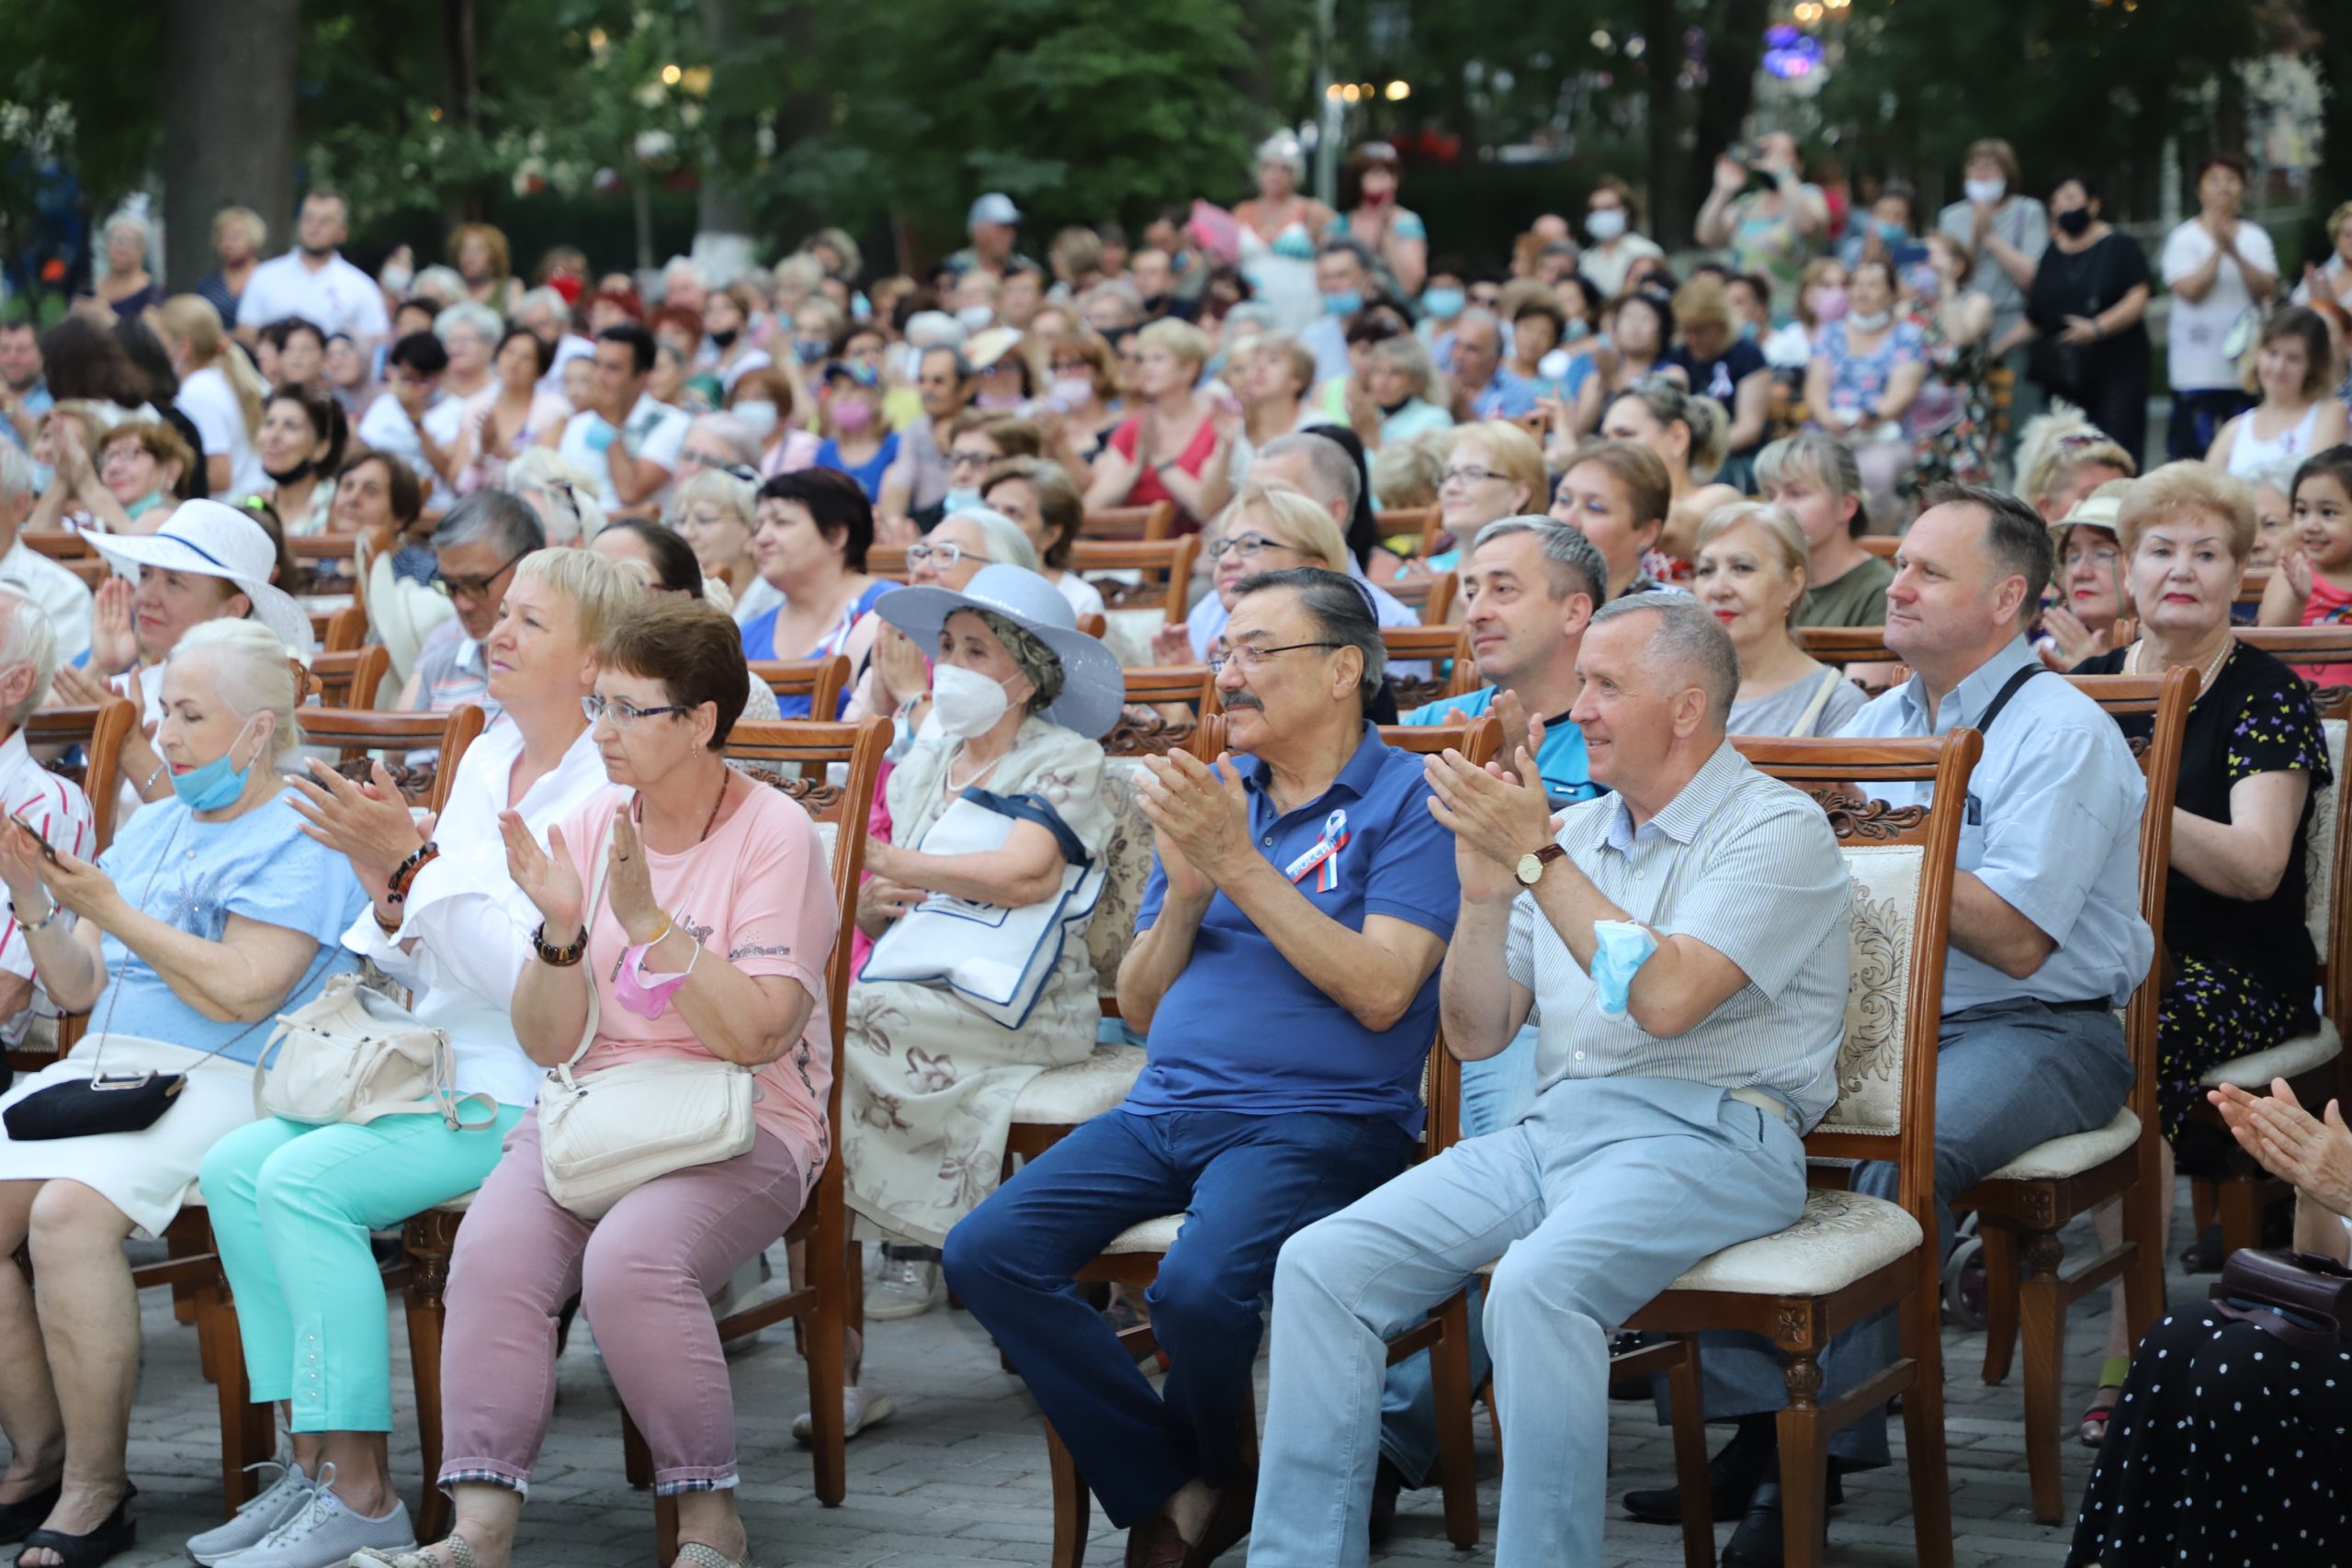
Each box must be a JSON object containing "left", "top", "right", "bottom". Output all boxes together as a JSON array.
[
  {"left": 824, "top": 565, "right": 1120, "bottom": 1419},
  {"left": 48, "top": 500, "right": 318, "bottom": 821},
  {"left": 2038, "top": 479, "right": 2133, "bottom": 669}
]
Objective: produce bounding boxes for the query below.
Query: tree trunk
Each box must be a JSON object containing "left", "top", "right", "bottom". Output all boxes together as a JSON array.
[
  {"left": 162, "top": 0, "right": 300, "bottom": 291},
  {"left": 693, "top": 0, "right": 758, "bottom": 281},
  {"left": 1689, "top": 0, "right": 1769, "bottom": 239},
  {"left": 1644, "top": 0, "right": 1684, "bottom": 246},
  {"left": 441, "top": 0, "right": 485, "bottom": 222},
  {"left": 2316, "top": 24, "right": 2352, "bottom": 244}
]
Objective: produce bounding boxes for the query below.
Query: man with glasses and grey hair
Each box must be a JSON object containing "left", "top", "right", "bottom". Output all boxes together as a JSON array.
[
  {"left": 0, "top": 587, "right": 95, "bottom": 1071},
  {"left": 0, "top": 444, "right": 91, "bottom": 664},
  {"left": 946, "top": 566, "right": 1461, "bottom": 1568},
  {"left": 1250, "top": 591, "right": 1851, "bottom": 1568},
  {"left": 397, "top": 491, "right": 548, "bottom": 716}
]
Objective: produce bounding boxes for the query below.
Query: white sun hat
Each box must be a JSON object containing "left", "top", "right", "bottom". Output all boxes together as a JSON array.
[{"left": 89, "top": 500, "right": 318, "bottom": 659}]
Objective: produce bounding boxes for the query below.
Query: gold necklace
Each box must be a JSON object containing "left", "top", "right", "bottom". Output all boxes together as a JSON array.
[{"left": 2128, "top": 633, "right": 2232, "bottom": 701}]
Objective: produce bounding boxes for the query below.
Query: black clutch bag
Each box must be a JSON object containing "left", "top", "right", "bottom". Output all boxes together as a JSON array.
[
  {"left": 3, "top": 1071, "right": 186, "bottom": 1142},
  {"left": 2210, "top": 1247, "right": 2352, "bottom": 1354}
]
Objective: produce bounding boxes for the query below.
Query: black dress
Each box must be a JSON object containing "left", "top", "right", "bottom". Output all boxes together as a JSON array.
[
  {"left": 2071, "top": 642, "right": 2331, "bottom": 1134},
  {"left": 2068, "top": 1307, "right": 2352, "bottom": 1566},
  {"left": 2026, "top": 231, "right": 2152, "bottom": 464}
]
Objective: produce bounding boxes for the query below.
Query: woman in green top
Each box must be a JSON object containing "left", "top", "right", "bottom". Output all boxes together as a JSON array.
[{"left": 1758, "top": 432, "right": 1894, "bottom": 626}]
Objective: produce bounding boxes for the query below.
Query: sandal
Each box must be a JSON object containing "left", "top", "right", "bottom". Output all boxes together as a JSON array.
[
  {"left": 346, "top": 1538, "right": 478, "bottom": 1568},
  {"left": 673, "top": 1546, "right": 759, "bottom": 1568},
  {"left": 2076, "top": 1358, "right": 2132, "bottom": 1448},
  {"left": 0, "top": 1483, "right": 62, "bottom": 1548},
  {"left": 14, "top": 1484, "right": 133, "bottom": 1568}
]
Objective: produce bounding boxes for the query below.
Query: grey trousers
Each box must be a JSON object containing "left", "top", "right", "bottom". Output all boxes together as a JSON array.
[
  {"left": 1247, "top": 1075, "right": 1808, "bottom": 1568},
  {"left": 1690, "top": 998, "right": 2133, "bottom": 1465}
]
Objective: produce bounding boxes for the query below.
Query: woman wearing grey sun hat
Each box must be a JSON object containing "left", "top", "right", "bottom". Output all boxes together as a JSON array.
[{"left": 808, "top": 564, "right": 1120, "bottom": 1440}]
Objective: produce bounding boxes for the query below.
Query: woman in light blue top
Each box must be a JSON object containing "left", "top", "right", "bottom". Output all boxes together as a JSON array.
[{"left": 0, "top": 619, "right": 365, "bottom": 1566}]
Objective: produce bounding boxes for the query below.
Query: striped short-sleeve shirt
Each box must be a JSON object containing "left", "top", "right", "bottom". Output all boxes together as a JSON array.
[{"left": 1508, "top": 740, "right": 1851, "bottom": 1127}]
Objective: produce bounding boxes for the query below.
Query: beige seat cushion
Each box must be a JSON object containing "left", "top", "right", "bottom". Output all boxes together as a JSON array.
[
  {"left": 1102, "top": 608, "right": 1170, "bottom": 670},
  {"left": 2197, "top": 1021, "right": 2343, "bottom": 1089},
  {"left": 1085, "top": 761, "right": 1156, "bottom": 998},
  {"left": 1011, "top": 1043, "right": 1147, "bottom": 1126},
  {"left": 1663, "top": 1190, "right": 1924, "bottom": 1296},
  {"left": 1983, "top": 1108, "right": 2141, "bottom": 1181},
  {"left": 1102, "top": 1213, "right": 1183, "bottom": 1256}
]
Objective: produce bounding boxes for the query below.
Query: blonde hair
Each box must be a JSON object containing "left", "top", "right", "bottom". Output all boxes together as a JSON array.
[
  {"left": 1228, "top": 479, "right": 1349, "bottom": 570},
  {"left": 170, "top": 619, "right": 302, "bottom": 759},
  {"left": 672, "top": 468, "right": 759, "bottom": 532},
  {"left": 1445, "top": 419, "right": 1548, "bottom": 507},
  {"left": 1369, "top": 334, "right": 1437, "bottom": 400},
  {"left": 506, "top": 447, "right": 607, "bottom": 544},
  {"left": 210, "top": 206, "right": 266, "bottom": 254},
  {"left": 1372, "top": 429, "right": 1448, "bottom": 510},
  {"left": 2115, "top": 462, "right": 2257, "bottom": 564},
  {"left": 1137, "top": 317, "right": 1212, "bottom": 371},
  {"left": 447, "top": 222, "right": 512, "bottom": 281},
  {"left": 103, "top": 418, "right": 196, "bottom": 479},
  {"left": 1695, "top": 502, "right": 1812, "bottom": 628},
  {"left": 159, "top": 296, "right": 266, "bottom": 438},
  {"left": 1671, "top": 274, "right": 1738, "bottom": 343},
  {"left": 1608, "top": 379, "right": 1729, "bottom": 479},
  {"left": 511, "top": 547, "right": 642, "bottom": 649},
  {"left": 2016, "top": 403, "right": 2138, "bottom": 513}
]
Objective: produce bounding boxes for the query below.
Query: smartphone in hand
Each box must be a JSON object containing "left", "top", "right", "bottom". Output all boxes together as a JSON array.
[{"left": 9, "top": 811, "right": 59, "bottom": 865}]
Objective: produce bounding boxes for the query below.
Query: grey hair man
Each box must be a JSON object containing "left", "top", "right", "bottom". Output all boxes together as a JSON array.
[
  {"left": 399, "top": 491, "right": 548, "bottom": 715},
  {"left": 0, "top": 585, "right": 96, "bottom": 1047},
  {"left": 1253, "top": 589, "right": 1851, "bottom": 1568},
  {"left": 0, "top": 443, "right": 92, "bottom": 664},
  {"left": 514, "top": 286, "right": 597, "bottom": 397}
]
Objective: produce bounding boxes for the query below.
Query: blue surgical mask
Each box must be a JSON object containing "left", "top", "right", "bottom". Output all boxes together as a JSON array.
[
  {"left": 941, "top": 487, "right": 981, "bottom": 514},
  {"left": 1322, "top": 289, "right": 1363, "bottom": 317},
  {"left": 124, "top": 491, "right": 167, "bottom": 523},
  {"left": 1419, "top": 287, "right": 1465, "bottom": 321},
  {"left": 1737, "top": 319, "right": 1760, "bottom": 342},
  {"left": 170, "top": 716, "right": 260, "bottom": 812},
  {"left": 1872, "top": 219, "right": 1907, "bottom": 244},
  {"left": 792, "top": 336, "right": 830, "bottom": 366},
  {"left": 1562, "top": 318, "right": 1591, "bottom": 344}
]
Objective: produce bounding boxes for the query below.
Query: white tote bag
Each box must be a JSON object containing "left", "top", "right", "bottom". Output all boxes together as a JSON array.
[{"left": 859, "top": 789, "right": 1106, "bottom": 1030}]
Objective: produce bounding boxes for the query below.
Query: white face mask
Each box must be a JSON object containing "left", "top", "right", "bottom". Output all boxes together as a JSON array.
[
  {"left": 1848, "top": 309, "right": 1893, "bottom": 333},
  {"left": 1964, "top": 176, "right": 2007, "bottom": 206},
  {"left": 954, "top": 304, "right": 996, "bottom": 333},
  {"left": 1585, "top": 208, "right": 1628, "bottom": 243},
  {"left": 941, "top": 486, "right": 982, "bottom": 514},
  {"left": 932, "top": 661, "right": 1014, "bottom": 739},
  {"left": 732, "top": 399, "right": 780, "bottom": 437}
]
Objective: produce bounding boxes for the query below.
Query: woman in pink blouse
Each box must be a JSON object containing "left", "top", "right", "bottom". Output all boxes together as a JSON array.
[{"left": 389, "top": 600, "right": 837, "bottom": 1568}]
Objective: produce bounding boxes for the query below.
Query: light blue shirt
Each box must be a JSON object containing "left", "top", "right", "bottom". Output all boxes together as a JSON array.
[
  {"left": 1402, "top": 685, "right": 1604, "bottom": 808},
  {"left": 1298, "top": 314, "right": 1352, "bottom": 387},
  {"left": 1836, "top": 636, "right": 2153, "bottom": 1014},
  {"left": 1468, "top": 368, "right": 1544, "bottom": 420}
]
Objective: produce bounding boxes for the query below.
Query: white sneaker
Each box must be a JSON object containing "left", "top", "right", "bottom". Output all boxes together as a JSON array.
[
  {"left": 187, "top": 1461, "right": 318, "bottom": 1564},
  {"left": 792, "top": 1383, "right": 897, "bottom": 1444},
  {"left": 865, "top": 1256, "right": 942, "bottom": 1320},
  {"left": 217, "top": 1482, "right": 414, "bottom": 1568}
]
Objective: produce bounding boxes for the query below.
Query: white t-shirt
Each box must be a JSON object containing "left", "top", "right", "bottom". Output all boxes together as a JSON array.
[
  {"left": 0, "top": 538, "right": 95, "bottom": 664},
  {"left": 235, "top": 251, "right": 391, "bottom": 343},
  {"left": 417, "top": 388, "right": 489, "bottom": 513},
  {"left": 355, "top": 392, "right": 451, "bottom": 513},
  {"left": 1052, "top": 569, "right": 1106, "bottom": 620},
  {"left": 2161, "top": 219, "right": 2279, "bottom": 390},
  {"left": 537, "top": 334, "right": 598, "bottom": 397},
  {"left": 556, "top": 391, "right": 691, "bottom": 514},
  {"left": 175, "top": 367, "right": 266, "bottom": 503}
]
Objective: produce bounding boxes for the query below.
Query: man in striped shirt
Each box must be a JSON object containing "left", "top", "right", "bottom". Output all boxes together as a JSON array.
[
  {"left": 0, "top": 590, "right": 96, "bottom": 1077},
  {"left": 1248, "top": 593, "right": 1851, "bottom": 1568}
]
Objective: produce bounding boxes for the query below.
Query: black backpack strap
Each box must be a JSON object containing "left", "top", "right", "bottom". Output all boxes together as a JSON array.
[{"left": 1974, "top": 663, "right": 2045, "bottom": 736}]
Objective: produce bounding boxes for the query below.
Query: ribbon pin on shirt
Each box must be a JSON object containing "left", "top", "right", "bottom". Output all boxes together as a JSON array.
[{"left": 1283, "top": 808, "right": 1351, "bottom": 894}]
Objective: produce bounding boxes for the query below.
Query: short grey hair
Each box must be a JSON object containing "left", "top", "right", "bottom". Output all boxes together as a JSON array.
[
  {"left": 434, "top": 301, "right": 503, "bottom": 348},
  {"left": 104, "top": 210, "right": 152, "bottom": 247},
  {"left": 684, "top": 412, "right": 759, "bottom": 468},
  {"left": 2243, "top": 456, "right": 2302, "bottom": 497},
  {"left": 0, "top": 589, "right": 61, "bottom": 728},
  {"left": 1258, "top": 432, "right": 1363, "bottom": 518},
  {"left": 941, "top": 505, "right": 1039, "bottom": 571},
  {"left": 514, "top": 286, "right": 571, "bottom": 328},
  {"left": 1231, "top": 566, "right": 1386, "bottom": 716},
  {"left": 1471, "top": 515, "right": 1608, "bottom": 605},
  {"left": 410, "top": 265, "right": 467, "bottom": 308},
  {"left": 433, "top": 488, "right": 546, "bottom": 558},
  {"left": 0, "top": 442, "right": 32, "bottom": 504},
  {"left": 1589, "top": 591, "right": 1738, "bottom": 729},
  {"left": 1451, "top": 306, "right": 1504, "bottom": 346}
]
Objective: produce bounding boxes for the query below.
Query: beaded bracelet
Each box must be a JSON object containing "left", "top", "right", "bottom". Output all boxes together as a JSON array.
[
  {"left": 385, "top": 840, "right": 440, "bottom": 906},
  {"left": 532, "top": 920, "right": 589, "bottom": 967}
]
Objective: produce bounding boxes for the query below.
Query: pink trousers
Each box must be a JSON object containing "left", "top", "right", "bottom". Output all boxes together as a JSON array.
[{"left": 437, "top": 1116, "right": 809, "bottom": 1495}]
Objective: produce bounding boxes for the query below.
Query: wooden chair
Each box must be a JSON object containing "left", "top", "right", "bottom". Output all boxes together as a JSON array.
[
  {"left": 396, "top": 718, "right": 888, "bottom": 1551},
  {"left": 298, "top": 705, "right": 487, "bottom": 818},
  {"left": 1952, "top": 668, "right": 2192, "bottom": 1523},
  {"left": 1383, "top": 570, "right": 1458, "bottom": 623},
  {"left": 1375, "top": 505, "right": 1442, "bottom": 558},
  {"left": 316, "top": 603, "right": 367, "bottom": 654},
  {"left": 2235, "top": 569, "right": 2270, "bottom": 612},
  {"left": 1986, "top": 365, "right": 2017, "bottom": 439},
  {"left": 287, "top": 534, "right": 363, "bottom": 585},
  {"left": 61, "top": 558, "right": 107, "bottom": 589},
  {"left": 1083, "top": 502, "right": 1176, "bottom": 542},
  {"left": 1072, "top": 536, "right": 1202, "bottom": 622},
  {"left": 1583, "top": 732, "right": 1983, "bottom": 1568},
  {"left": 864, "top": 545, "right": 910, "bottom": 582},
  {"left": 23, "top": 697, "right": 137, "bottom": 855},
  {"left": 1859, "top": 536, "right": 1900, "bottom": 559},
  {"left": 1796, "top": 626, "right": 1900, "bottom": 666},
  {"left": 1383, "top": 625, "right": 1475, "bottom": 709},
  {"left": 19, "top": 531, "right": 91, "bottom": 562},
  {"left": 749, "top": 654, "right": 851, "bottom": 721},
  {"left": 1035, "top": 717, "right": 1501, "bottom": 1568},
  {"left": 311, "top": 646, "right": 393, "bottom": 711},
  {"left": 1077, "top": 611, "right": 1107, "bottom": 639}
]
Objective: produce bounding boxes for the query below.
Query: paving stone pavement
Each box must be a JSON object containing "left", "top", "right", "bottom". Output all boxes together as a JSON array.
[{"left": 65, "top": 1202, "right": 2189, "bottom": 1568}]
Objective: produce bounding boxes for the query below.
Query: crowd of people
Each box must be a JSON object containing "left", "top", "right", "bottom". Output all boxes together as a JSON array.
[{"left": 0, "top": 121, "right": 2341, "bottom": 1568}]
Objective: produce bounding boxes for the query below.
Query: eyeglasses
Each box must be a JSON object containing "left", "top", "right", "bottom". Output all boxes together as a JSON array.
[
  {"left": 1206, "top": 640, "right": 1341, "bottom": 676},
  {"left": 582, "top": 694, "right": 693, "bottom": 727},
  {"left": 1206, "top": 532, "right": 1293, "bottom": 562},
  {"left": 945, "top": 449, "right": 998, "bottom": 473},
  {"left": 908, "top": 541, "right": 989, "bottom": 570},
  {"left": 1441, "top": 464, "right": 1505, "bottom": 488},
  {"left": 436, "top": 547, "right": 529, "bottom": 601},
  {"left": 1048, "top": 359, "right": 1092, "bottom": 376}
]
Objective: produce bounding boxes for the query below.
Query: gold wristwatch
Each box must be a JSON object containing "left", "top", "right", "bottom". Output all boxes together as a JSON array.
[{"left": 1515, "top": 842, "right": 1567, "bottom": 886}]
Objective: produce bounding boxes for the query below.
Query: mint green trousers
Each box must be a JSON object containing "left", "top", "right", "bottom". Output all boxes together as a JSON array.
[{"left": 200, "top": 1108, "right": 524, "bottom": 1433}]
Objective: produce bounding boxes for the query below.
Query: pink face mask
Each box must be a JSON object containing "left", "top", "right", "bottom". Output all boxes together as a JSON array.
[{"left": 613, "top": 940, "right": 699, "bottom": 1019}]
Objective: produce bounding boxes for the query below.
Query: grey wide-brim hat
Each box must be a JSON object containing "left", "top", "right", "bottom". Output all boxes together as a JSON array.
[{"left": 877, "top": 564, "right": 1124, "bottom": 739}]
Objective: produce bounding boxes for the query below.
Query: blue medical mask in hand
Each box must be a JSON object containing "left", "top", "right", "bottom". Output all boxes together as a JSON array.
[{"left": 1591, "top": 919, "right": 1658, "bottom": 1021}]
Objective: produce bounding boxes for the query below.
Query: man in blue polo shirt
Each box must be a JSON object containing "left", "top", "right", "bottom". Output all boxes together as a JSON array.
[{"left": 944, "top": 567, "right": 1459, "bottom": 1568}]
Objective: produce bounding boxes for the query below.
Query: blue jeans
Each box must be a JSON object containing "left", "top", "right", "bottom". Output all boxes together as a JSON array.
[
  {"left": 941, "top": 1105, "right": 1410, "bottom": 1528},
  {"left": 1375, "top": 1021, "right": 1540, "bottom": 1483},
  {"left": 1690, "top": 998, "right": 2134, "bottom": 1465},
  {"left": 1248, "top": 1077, "right": 1808, "bottom": 1568}
]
